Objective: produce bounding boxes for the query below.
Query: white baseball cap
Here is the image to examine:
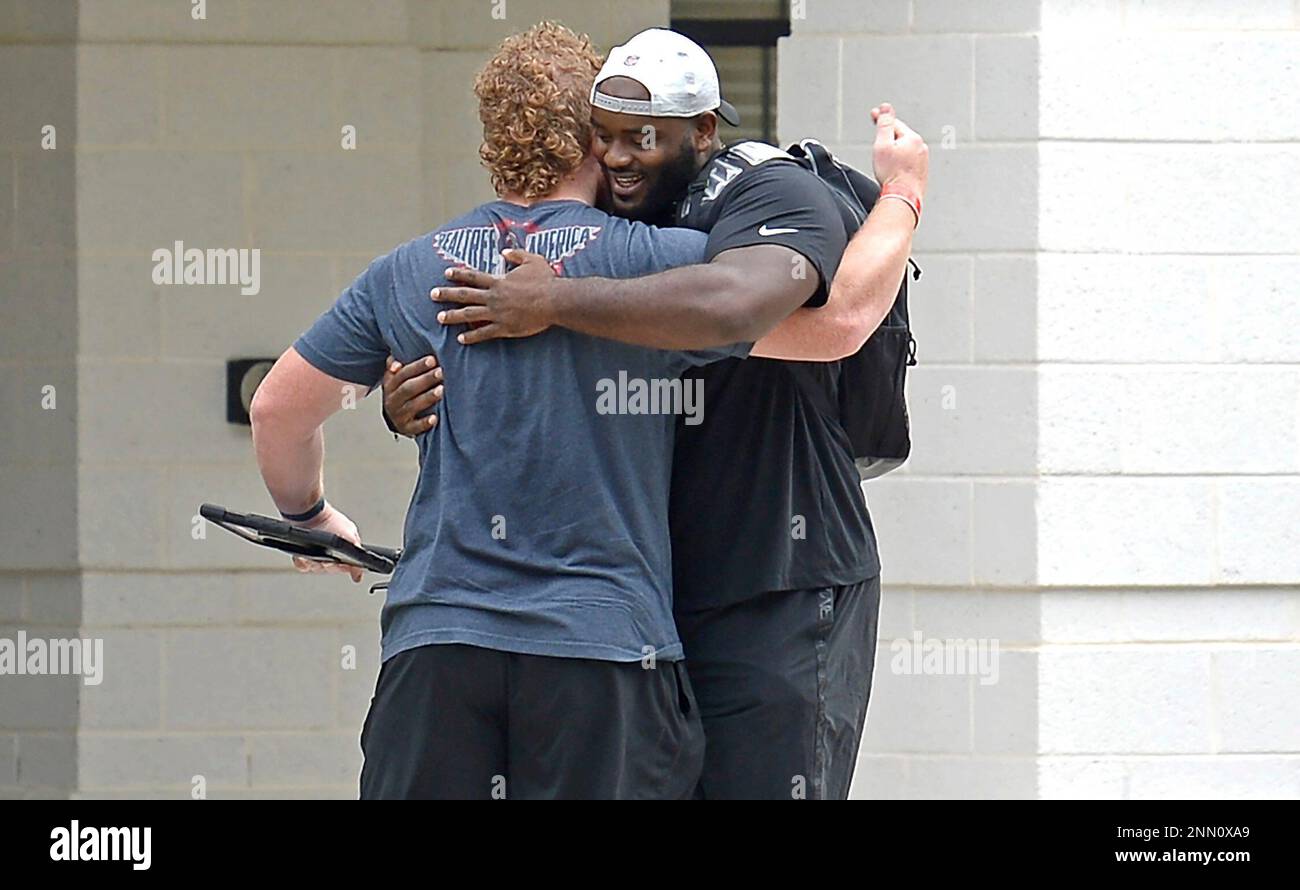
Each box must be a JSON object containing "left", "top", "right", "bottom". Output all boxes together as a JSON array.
[{"left": 591, "top": 28, "right": 740, "bottom": 126}]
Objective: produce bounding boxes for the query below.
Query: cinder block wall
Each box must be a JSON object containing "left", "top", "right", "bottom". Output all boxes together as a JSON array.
[
  {"left": 781, "top": 0, "right": 1042, "bottom": 800},
  {"left": 7, "top": 0, "right": 1295, "bottom": 801},
  {"left": 1034, "top": 0, "right": 1300, "bottom": 800},
  {"left": 0, "top": 0, "right": 669, "bottom": 799},
  {"left": 0, "top": 0, "right": 82, "bottom": 798},
  {"left": 781, "top": 0, "right": 1300, "bottom": 798}
]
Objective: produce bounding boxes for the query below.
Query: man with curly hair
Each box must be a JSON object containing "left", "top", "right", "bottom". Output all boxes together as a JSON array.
[{"left": 247, "top": 22, "right": 748, "bottom": 799}]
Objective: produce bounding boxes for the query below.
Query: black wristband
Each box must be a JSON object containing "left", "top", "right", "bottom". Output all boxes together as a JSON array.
[{"left": 280, "top": 497, "right": 326, "bottom": 523}]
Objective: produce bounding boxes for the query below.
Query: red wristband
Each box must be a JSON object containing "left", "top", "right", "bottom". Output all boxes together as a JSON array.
[{"left": 880, "top": 182, "right": 922, "bottom": 228}]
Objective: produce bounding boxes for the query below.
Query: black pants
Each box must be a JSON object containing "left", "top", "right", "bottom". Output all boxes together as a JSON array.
[
  {"left": 674, "top": 575, "right": 882, "bottom": 800},
  {"left": 358, "top": 643, "right": 705, "bottom": 800}
]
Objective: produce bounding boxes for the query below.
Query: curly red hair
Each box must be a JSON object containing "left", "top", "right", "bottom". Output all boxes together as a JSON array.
[{"left": 474, "top": 22, "right": 604, "bottom": 199}]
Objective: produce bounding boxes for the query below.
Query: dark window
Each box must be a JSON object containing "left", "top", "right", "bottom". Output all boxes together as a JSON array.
[{"left": 671, "top": 0, "right": 791, "bottom": 146}]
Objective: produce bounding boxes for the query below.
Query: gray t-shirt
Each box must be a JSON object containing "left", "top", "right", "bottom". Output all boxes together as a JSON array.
[{"left": 294, "top": 198, "right": 746, "bottom": 664}]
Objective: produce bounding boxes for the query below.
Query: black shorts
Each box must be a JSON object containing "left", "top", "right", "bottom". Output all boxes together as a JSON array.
[
  {"left": 675, "top": 575, "right": 882, "bottom": 800},
  {"left": 358, "top": 643, "right": 704, "bottom": 800}
]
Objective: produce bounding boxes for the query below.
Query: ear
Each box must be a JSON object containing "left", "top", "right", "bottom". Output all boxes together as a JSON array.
[
  {"left": 566, "top": 151, "right": 602, "bottom": 188},
  {"left": 693, "top": 112, "right": 719, "bottom": 152}
]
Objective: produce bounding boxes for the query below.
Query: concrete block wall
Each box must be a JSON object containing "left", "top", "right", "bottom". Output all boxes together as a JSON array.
[
  {"left": 783, "top": 0, "right": 1042, "bottom": 799},
  {"left": 1034, "top": 0, "right": 1300, "bottom": 799},
  {"left": 0, "top": 0, "right": 81, "bottom": 798},
  {"left": 782, "top": 0, "right": 1300, "bottom": 798},
  {"left": 0, "top": 0, "right": 669, "bottom": 798},
  {"left": 5, "top": 0, "right": 1294, "bottom": 800}
]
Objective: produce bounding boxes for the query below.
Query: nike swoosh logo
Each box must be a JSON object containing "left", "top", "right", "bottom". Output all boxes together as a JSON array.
[{"left": 758, "top": 225, "right": 799, "bottom": 236}]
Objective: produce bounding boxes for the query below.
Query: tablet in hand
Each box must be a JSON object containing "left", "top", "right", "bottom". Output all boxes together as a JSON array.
[{"left": 199, "top": 504, "right": 402, "bottom": 574}]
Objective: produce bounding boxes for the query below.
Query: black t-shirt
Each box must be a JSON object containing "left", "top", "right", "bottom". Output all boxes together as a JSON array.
[{"left": 669, "top": 143, "right": 880, "bottom": 610}]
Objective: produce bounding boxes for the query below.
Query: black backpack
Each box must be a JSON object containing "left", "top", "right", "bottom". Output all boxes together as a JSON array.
[{"left": 785, "top": 138, "right": 920, "bottom": 479}]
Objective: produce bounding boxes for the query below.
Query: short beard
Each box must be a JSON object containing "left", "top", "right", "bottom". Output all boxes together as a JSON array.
[{"left": 623, "top": 136, "right": 700, "bottom": 224}]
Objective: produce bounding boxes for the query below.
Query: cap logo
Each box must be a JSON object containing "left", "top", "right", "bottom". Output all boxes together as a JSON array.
[{"left": 623, "top": 55, "right": 639, "bottom": 66}]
